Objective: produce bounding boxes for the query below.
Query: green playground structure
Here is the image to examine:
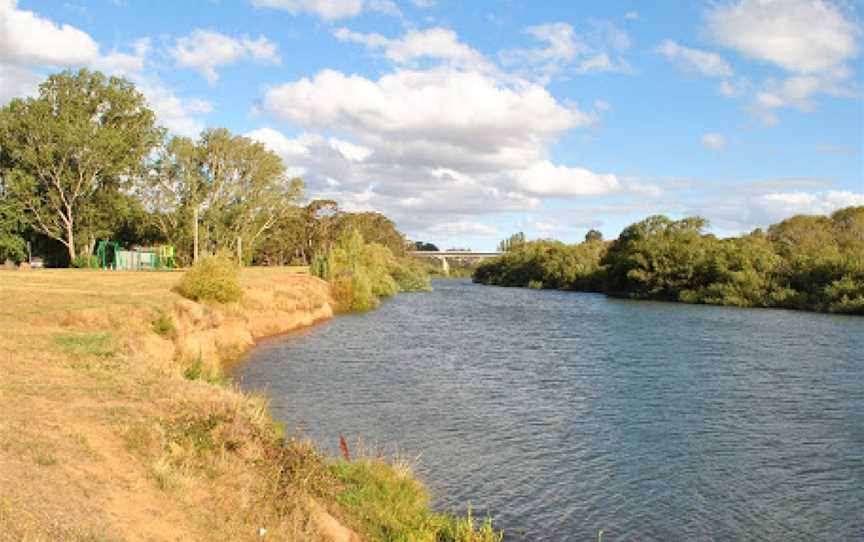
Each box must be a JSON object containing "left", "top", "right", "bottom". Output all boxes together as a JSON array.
[{"left": 96, "top": 240, "right": 176, "bottom": 271}]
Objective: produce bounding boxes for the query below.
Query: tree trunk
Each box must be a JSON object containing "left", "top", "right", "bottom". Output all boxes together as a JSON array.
[
  {"left": 66, "top": 222, "right": 76, "bottom": 263},
  {"left": 193, "top": 206, "right": 199, "bottom": 264}
]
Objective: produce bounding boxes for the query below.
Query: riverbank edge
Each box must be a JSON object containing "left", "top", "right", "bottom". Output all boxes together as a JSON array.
[
  {"left": 1, "top": 269, "right": 502, "bottom": 541},
  {"left": 0, "top": 269, "right": 402, "bottom": 540},
  {"left": 472, "top": 279, "right": 864, "bottom": 316}
]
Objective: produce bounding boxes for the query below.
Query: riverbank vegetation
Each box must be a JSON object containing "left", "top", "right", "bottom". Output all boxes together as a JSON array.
[
  {"left": 474, "top": 207, "right": 864, "bottom": 314},
  {"left": 0, "top": 268, "right": 500, "bottom": 541},
  {"left": 311, "top": 228, "right": 431, "bottom": 312}
]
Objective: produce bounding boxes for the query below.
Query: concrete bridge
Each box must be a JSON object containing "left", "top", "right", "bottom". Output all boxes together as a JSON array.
[{"left": 409, "top": 250, "right": 502, "bottom": 275}]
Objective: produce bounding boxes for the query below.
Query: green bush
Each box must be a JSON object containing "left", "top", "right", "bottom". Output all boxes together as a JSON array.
[
  {"left": 152, "top": 311, "right": 176, "bottom": 338},
  {"left": 177, "top": 255, "right": 243, "bottom": 304},
  {"left": 318, "top": 228, "right": 430, "bottom": 312},
  {"left": 389, "top": 258, "right": 432, "bottom": 291},
  {"left": 331, "top": 458, "right": 502, "bottom": 542},
  {"left": 71, "top": 254, "right": 99, "bottom": 268}
]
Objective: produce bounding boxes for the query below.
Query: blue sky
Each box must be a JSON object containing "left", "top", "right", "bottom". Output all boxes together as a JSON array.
[{"left": 1, "top": 0, "right": 862, "bottom": 249}]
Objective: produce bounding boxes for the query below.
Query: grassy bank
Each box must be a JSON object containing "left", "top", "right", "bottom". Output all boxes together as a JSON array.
[{"left": 0, "top": 268, "right": 499, "bottom": 541}]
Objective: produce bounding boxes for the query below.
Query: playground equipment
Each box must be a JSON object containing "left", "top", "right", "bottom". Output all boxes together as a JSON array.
[{"left": 96, "top": 240, "right": 176, "bottom": 271}]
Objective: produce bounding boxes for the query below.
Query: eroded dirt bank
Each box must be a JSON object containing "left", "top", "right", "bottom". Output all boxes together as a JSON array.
[{"left": 0, "top": 268, "right": 360, "bottom": 542}]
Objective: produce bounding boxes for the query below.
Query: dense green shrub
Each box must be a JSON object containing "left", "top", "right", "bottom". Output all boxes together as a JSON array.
[
  {"left": 313, "top": 228, "right": 430, "bottom": 312},
  {"left": 389, "top": 257, "right": 432, "bottom": 291},
  {"left": 177, "top": 255, "right": 243, "bottom": 303},
  {"left": 474, "top": 206, "right": 864, "bottom": 314},
  {"left": 71, "top": 254, "right": 99, "bottom": 268},
  {"left": 473, "top": 239, "right": 606, "bottom": 291}
]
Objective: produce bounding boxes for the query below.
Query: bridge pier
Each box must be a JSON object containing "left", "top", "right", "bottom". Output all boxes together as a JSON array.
[{"left": 438, "top": 256, "right": 450, "bottom": 276}]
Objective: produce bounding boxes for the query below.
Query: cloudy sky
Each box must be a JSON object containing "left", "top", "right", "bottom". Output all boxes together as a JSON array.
[{"left": 1, "top": 0, "right": 862, "bottom": 249}]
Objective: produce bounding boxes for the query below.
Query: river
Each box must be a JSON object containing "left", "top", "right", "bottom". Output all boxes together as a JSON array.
[{"left": 232, "top": 279, "right": 864, "bottom": 541}]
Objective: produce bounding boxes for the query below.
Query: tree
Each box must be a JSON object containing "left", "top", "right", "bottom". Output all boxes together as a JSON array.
[
  {"left": 498, "top": 232, "right": 525, "bottom": 252},
  {"left": 0, "top": 183, "right": 26, "bottom": 263},
  {"left": 601, "top": 215, "right": 710, "bottom": 299},
  {"left": 585, "top": 229, "right": 603, "bottom": 242},
  {"left": 140, "top": 129, "right": 303, "bottom": 264},
  {"left": 336, "top": 212, "right": 406, "bottom": 256},
  {"left": 0, "top": 69, "right": 161, "bottom": 263},
  {"left": 413, "top": 241, "right": 439, "bottom": 251},
  {"left": 196, "top": 128, "right": 302, "bottom": 263},
  {"left": 302, "top": 199, "right": 340, "bottom": 263}
]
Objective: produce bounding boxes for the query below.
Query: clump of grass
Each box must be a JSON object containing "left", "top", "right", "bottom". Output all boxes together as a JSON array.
[
  {"left": 177, "top": 255, "right": 243, "bottom": 304},
  {"left": 54, "top": 332, "right": 116, "bottom": 358},
  {"left": 34, "top": 451, "right": 57, "bottom": 466},
  {"left": 123, "top": 422, "right": 157, "bottom": 455},
  {"left": 152, "top": 311, "right": 176, "bottom": 338},
  {"left": 528, "top": 279, "right": 543, "bottom": 290},
  {"left": 150, "top": 454, "right": 180, "bottom": 491},
  {"left": 330, "top": 457, "right": 502, "bottom": 542},
  {"left": 447, "top": 506, "right": 502, "bottom": 542},
  {"left": 183, "top": 352, "right": 225, "bottom": 384}
]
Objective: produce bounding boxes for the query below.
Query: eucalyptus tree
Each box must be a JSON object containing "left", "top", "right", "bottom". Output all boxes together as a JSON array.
[
  {"left": 0, "top": 69, "right": 161, "bottom": 263},
  {"left": 0, "top": 179, "right": 26, "bottom": 263},
  {"left": 335, "top": 211, "right": 406, "bottom": 256},
  {"left": 498, "top": 232, "right": 526, "bottom": 252},
  {"left": 142, "top": 128, "right": 303, "bottom": 264}
]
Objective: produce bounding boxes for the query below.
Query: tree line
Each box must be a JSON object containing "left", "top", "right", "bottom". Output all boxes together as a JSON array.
[
  {"left": 0, "top": 69, "right": 412, "bottom": 269},
  {"left": 474, "top": 208, "right": 864, "bottom": 314}
]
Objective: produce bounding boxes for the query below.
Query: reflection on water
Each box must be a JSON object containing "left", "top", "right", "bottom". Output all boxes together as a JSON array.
[{"left": 232, "top": 279, "right": 864, "bottom": 541}]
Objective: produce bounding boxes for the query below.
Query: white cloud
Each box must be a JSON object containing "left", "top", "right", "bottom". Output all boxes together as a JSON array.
[
  {"left": 526, "top": 220, "right": 563, "bottom": 233},
  {"left": 756, "top": 191, "right": 864, "bottom": 221},
  {"left": 624, "top": 11, "right": 639, "bottom": 20},
  {"left": 263, "top": 68, "right": 594, "bottom": 172},
  {"left": 501, "top": 21, "right": 631, "bottom": 80},
  {"left": 702, "top": 133, "right": 727, "bottom": 150},
  {"left": 707, "top": 0, "right": 860, "bottom": 123},
  {"left": 334, "top": 27, "right": 490, "bottom": 70},
  {"left": 412, "top": 0, "right": 435, "bottom": 7},
  {"left": 428, "top": 220, "right": 498, "bottom": 236},
  {"left": 656, "top": 40, "right": 733, "bottom": 77},
  {"left": 0, "top": 62, "right": 41, "bottom": 103},
  {"left": 171, "top": 29, "right": 280, "bottom": 84},
  {"left": 718, "top": 78, "right": 749, "bottom": 97},
  {"left": 327, "top": 137, "right": 373, "bottom": 161},
  {"left": 514, "top": 161, "right": 619, "bottom": 197},
  {"left": 137, "top": 79, "right": 213, "bottom": 137},
  {"left": 250, "top": 0, "right": 398, "bottom": 19},
  {"left": 707, "top": 0, "right": 859, "bottom": 75},
  {"left": 95, "top": 37, "right": 150, "bottom": 76},
  {"left": 0, "top": 0, "right": 98, "bottom": 66}
]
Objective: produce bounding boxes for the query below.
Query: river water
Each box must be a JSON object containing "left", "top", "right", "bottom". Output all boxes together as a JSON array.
[{"left": 232, "top": 279, "right": 864, "bottom": 541}]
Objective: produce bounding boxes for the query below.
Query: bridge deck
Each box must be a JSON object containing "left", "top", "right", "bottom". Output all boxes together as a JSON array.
[{"left": 410, "top": 251, "right": 502, "bottom": 258}]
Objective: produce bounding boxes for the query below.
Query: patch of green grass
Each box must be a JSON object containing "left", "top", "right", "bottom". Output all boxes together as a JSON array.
[
  {"left": 34, "top": 451, "right": 57, "bottom": 466},
  {"left": 330, "top": 459, "right": 502, "bottom": 542},
  {"left": 54, "top": 332, "right": 116, "bottom": 359},
  {"left": 152, "top": 311, "right": 176, "bottom": 339},
  {"left": 163, "top": 412, "right": 226, "bottom": 459},
  {"left": 183, "top": 354, "right": 226, "bottom": 385}
]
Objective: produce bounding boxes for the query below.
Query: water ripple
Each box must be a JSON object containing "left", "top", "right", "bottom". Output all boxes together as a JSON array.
[{"left": 233, "top": 280, "right": 864, "bottom": 541}]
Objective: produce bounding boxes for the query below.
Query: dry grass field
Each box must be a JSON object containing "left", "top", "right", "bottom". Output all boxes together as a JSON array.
[{"left": 0, "top": 267, "right": 349, "bottom": 542}]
